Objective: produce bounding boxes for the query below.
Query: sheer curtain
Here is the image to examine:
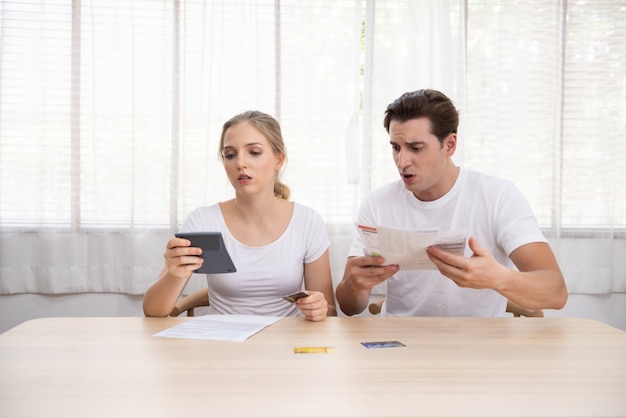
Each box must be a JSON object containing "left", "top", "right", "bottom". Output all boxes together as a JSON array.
[
  {"left": 464, "top": 0, "right": 626, "bottom": 293},
  {"left": 0, "top": 0, "right": 624, "bottom": 296},
  {"left": 0, "top": 0, "right": 364, "bottom": 294}
]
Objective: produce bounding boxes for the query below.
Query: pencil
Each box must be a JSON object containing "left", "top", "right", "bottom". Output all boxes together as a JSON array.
[{"left": 293, "top": 346, "right": 337, "bottom": 354}]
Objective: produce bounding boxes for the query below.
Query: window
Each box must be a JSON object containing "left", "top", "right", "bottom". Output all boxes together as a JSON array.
[
  {"left": 465, "top": 0, "right": 626, "bottom": 233},
  {"left": 0, "top": 0, "right": 624, "bottom": 295}
]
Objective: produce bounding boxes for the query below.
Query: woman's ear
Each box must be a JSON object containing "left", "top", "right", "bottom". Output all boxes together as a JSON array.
[{"left": 275, "top": 153, "right": 285, "bottom": 171}]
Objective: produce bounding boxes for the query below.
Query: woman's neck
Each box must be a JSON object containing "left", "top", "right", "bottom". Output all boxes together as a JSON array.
[
  {"left": 230, "top": 194, "right": 282, "bottom": 224},
  {"left": 220, "top": 195, "right": 293, "bottom": 246}
]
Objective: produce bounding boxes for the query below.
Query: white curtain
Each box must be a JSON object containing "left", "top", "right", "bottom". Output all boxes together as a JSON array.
[
  {"left": 464, "top": 0, "right": 626, "bottom": 293},
  {"left": 0, "top": 0, "right": 624, "bottom": 296}
]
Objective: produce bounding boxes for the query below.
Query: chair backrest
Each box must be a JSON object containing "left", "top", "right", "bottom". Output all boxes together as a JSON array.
[
  {"left": 505, "top": 300, "right": 544, "bottom": 317},
  {"left": 169, "top": 289, "right": 210, "bottom": 317},
  {"left": 367, "top": 297, "right": 544, "bottom": 317}
]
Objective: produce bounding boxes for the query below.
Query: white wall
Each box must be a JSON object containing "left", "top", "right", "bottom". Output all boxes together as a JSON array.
[{"left": 1, "top": 292, "right": 625, "bottom": 335}]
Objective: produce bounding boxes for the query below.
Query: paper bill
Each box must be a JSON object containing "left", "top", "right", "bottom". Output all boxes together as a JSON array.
[{"left": 356, "top": 224, "right": 466, "bottom": 270}]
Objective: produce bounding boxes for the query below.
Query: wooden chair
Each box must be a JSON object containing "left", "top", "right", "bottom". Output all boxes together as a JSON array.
[
  {"left": 367, "top": 297, "right": 544, "bottom": 317},
  {"left": 504, "top": 299, "right": 544, "bottom": 317},
  {"left": 169, "top": 289, "right": 210, "bottom": 317}
]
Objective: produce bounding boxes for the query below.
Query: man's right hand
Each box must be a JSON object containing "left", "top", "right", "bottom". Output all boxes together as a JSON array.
[
  {"left": 336, "top": 256, "right": 399, "bottom": 316},
  {"left": 344, "top": 255, "right": 400, "bottom": 291}
]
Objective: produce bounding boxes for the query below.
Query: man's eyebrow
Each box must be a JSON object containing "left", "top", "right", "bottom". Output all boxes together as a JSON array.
[{"left": 389, "top": 140, "right": 426, "bottom": 146}]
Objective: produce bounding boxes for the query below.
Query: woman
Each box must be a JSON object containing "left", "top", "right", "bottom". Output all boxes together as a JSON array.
[{"left": 143, "top": 110, "right": 336, "bottom": 321}]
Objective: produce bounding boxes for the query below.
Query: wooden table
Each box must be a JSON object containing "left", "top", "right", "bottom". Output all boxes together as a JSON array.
[{"left": 0, "top": 316, "right": 624, "bottom": 417}]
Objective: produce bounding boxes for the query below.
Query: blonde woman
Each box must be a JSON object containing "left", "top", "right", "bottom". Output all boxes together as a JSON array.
[{"left": 144, "top": 111, "right": 336, "bottom": 321}]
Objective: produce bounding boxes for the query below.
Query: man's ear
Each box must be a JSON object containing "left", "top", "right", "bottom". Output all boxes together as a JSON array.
[{"left": 444, "top": 133, "right": 457, "bottom": 156}]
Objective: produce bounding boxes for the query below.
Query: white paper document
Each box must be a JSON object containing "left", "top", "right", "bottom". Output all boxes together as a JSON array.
[
  {"left": 357, "top": 224, "right": 466, "bottom": 270},
  {"left": 154, "top": 314, "right": 282, "bottom": 342}
]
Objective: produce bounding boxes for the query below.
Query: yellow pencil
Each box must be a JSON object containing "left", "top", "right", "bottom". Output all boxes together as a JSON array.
[{"left": 293, "top": 346, "right": 337, "bottom": 354}]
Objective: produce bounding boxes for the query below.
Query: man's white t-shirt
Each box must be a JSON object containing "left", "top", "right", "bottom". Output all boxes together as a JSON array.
[
  {"left": 349, "top": 168, "right": 547, "bottom": 317},
  {"left": 181, "top": 202, "right": 330, "bottom": 317}
]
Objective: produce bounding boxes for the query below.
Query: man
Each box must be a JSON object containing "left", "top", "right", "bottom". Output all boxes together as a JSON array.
[{"left": 336, "top": 89, "right": 568, "bottom": 316}]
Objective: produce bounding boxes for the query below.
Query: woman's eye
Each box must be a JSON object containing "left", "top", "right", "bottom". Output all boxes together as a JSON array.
[
  {"left": 223, "top": 153, "right": 236, "bottom": 160},
  {"left": 249, "top": 150, "right": 262, "bottom": 157}
]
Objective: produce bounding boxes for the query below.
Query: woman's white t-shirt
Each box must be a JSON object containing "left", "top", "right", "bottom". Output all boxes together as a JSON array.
[{"left": 180, "top": 202, "right": 330, "bottom": 317}]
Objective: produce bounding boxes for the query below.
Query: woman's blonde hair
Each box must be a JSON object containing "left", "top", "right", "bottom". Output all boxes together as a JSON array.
[{"left": 218, "top": 110, "right": 290, "bottom": 200}]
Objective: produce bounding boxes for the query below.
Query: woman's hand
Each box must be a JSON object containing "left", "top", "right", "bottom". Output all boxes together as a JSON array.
[
  {"left": 164, "top": 237, "right": 203, "bottom": 280},
  {"left": 296, "top": 290, "right": 329, "bottom": 322}
]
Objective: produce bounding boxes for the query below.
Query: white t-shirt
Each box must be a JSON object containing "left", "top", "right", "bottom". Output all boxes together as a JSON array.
[
  {"left": 181, "top": 202, "right": 330, "bottom": 317},
  {"left": 349, "top": 168, "right": 547, "bottom": 317}
]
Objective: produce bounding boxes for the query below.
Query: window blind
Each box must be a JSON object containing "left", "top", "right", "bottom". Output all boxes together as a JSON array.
[
  {"left": 0, "top": 0, "right": 624, "bottom": 296},
  {"left": 465, "top": 0, "right": 625, "bottom": 232}
]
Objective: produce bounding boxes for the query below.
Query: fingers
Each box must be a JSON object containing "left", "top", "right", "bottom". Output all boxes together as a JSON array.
[
  {"left": 296, "top": 291, "right": 328, "bottom": 322},
  {"left": 348, "top": 256, "right": 399, "bottom": 290},
  {"left": 426, "top": 249, "right": 460, "bottom": 285},
  {"left": 427, "top": 237, "right": 502, "bottom": 289},
  {"left": 164, "top": 237, "right": 204, "bottom": 277},
  {"left": 351, "top": 255, "right": 387, "bottom": 268},
  {"left": 468, "top": 236, "right": 487, "bottom": 256},
  {"left": 427, "top": 244, "right": 464, "bottom": 269}
]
